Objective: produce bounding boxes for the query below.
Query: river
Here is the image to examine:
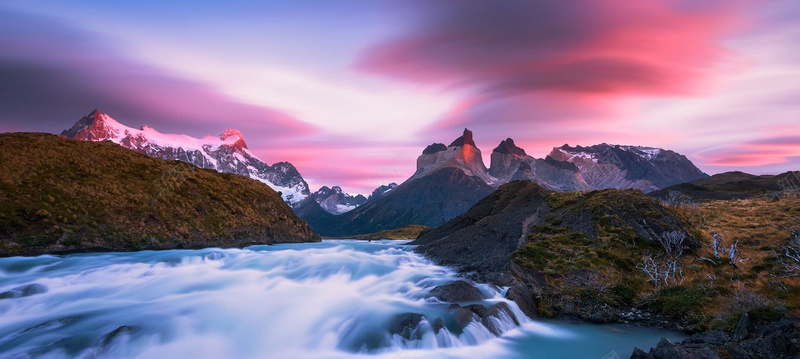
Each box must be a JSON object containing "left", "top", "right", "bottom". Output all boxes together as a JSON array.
[{"left": 0, "top": 240, "right": 683, "bottom": 358}]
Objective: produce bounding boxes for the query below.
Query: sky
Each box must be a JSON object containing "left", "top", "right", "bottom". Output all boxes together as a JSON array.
[{"left": 1, "top": 0, "right": 798, "bottom": 195}]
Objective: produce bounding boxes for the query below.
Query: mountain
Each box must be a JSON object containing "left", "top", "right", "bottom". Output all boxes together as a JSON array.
[
  {"left": 367, "top": 182, "right": 398, "bottom": 202},
  {"left": 295, "top": 129, "right": 708, "bottom": 237},
  {"left": 547, "top": 143, "right": 708, "bottom": 192},
  {"left": 61, "top": 110, "right": 310, "bottom": 205},
  {"left": 310, "top": 186, "right": 367, "bottom": 214},
  {"left": 299, "top": 129, "right": 495, "bottom": 236},
  {"left": 0, "top": 133, "right": 319, "bottom": 256},
  {"left": 409, "top": 129, "right": 494, "bottom": 185},
  {"left": 412, "top": 181, "right": 695, "bottom": 276},
  {"left": 488, "top": 138, "right": 593, "bottom": 192},
  {"left": 649, "top": 171, "right": 800, "bottom": 201}
]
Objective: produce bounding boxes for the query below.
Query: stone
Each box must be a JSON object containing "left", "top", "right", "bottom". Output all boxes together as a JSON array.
[{"left": 430, "top": 281, "right": 484, "bottom": 302}]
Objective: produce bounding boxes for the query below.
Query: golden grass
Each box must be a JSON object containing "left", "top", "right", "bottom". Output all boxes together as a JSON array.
[{"left": 667, "top": 195, "right": 800, "bottom": 319}]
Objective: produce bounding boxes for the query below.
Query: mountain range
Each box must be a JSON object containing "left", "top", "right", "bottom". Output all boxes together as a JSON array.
[
  {"left": 59, "top": 111, "right": 708, "bottom": 237},
  {"left": 297, "top": 128, "right": 708, "bottom": 236}
]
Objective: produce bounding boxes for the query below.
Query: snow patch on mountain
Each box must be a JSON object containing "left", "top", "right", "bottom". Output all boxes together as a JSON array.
[{"left": 61, "top": 110, "right": 309, "bottom": 204}]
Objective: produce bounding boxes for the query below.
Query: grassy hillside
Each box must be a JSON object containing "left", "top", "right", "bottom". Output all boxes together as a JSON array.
[
  {"left": 414, "top": 180, "right": 800, "bottom": 333},
  {"left": 514, "top": 192, "right": 800, "bottom": 330},
  {"left": 0, "top": 133, "right": 319, "bottom": 256},
  {"left": 650, "top": 171, "right": 799, "bottom": 200}
]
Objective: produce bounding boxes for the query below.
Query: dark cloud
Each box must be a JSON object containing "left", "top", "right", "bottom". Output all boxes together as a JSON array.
[{"left": 0, "top": 9, "right": 314, "bottom": 141}]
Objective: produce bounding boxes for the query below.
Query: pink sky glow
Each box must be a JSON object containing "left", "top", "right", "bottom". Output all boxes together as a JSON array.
[{"left": 0, "top": 0, "right": 798, "bottom": 194}]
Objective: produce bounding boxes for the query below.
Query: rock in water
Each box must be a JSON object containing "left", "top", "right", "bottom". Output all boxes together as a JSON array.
[
  {"left": 0, "top": 284, "right": 47, "bottom": 299},
  {"left": 387, "top": 313, "right": 426, "bottom": 341},
  {"left": 430, "top": 281, "right": 484, "bottom": 302}
]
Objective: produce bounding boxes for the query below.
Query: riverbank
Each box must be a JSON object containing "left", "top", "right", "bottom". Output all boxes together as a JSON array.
[{"left": 411, "top": 181, "right": 800, "bottom": 358}]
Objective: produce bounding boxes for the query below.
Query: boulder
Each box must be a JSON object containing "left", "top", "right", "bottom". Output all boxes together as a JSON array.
[
  {"left": 505, "top": 283, "right": 537, "bottom": 318},
  {"left": 430, "top": 281, "right": 484, "bottom": 302},
  {"left": 387, "top": 313, "right": 426, "bottom": 341}
]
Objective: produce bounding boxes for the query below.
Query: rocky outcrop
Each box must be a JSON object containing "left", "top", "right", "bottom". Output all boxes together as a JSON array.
[
  {"left": 61, "top": 110, "right": 310, "bottom": 204},
  {"left": 630, "top": 316, "right": 800, "bottom": 359},
  {"left": 409, "top": 128, "right": 493, "bottom": 185},
  {"left": 0, "top": 133, "right": 319, "bottom": 256},
  {"left": 413, "top": 181, "right": 553, "bottom": 275}
]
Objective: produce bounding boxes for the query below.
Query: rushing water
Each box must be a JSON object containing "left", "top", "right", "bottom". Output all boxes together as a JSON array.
[{"left": 0, "top": 240, "right": 683, "bottom": 359}]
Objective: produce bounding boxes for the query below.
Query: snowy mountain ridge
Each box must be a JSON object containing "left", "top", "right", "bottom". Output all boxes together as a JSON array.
[{"left": 61, "top": 110, "right": 310, "bottom": 204}]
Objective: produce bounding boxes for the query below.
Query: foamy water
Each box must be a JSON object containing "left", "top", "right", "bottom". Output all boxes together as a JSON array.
[{"left": 0, "top": 240, "right": 682, "bottom": 358}]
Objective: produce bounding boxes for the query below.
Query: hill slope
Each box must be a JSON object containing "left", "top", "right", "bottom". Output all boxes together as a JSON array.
[
  {"left": 650, "top": 171, "right": 800, "bottom": 201},
  {"left": 413, "top": 181, "right": 694, "bottom": 276},
  {"left": 311, "top": 167, "right": 495, "bottom": 236},
  {"left": 0, "top": 133, "right": 319, "bottom": 256}
]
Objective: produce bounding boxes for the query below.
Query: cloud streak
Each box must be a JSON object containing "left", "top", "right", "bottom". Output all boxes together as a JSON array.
[{"left": 358, "top": 0, "right": 752, "bottom": 98}]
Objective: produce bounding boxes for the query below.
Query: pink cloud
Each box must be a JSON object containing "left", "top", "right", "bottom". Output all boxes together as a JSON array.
[
  {"left": 357, "top": 0, "right": 753, "bottom": 98},
  {"left": 699, "top": 136, "right": 800, "bottom": 167}
]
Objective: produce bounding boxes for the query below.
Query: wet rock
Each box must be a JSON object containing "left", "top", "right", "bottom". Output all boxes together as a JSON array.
[
  {"left": 481, "top": 303, "right": 519, "bottom": 335},
  {"left": 486, "top": 302, "right": 520, "bottom": 326},
  {"left": 505, "top": 283, "right": 537, "bottom": 318},
  {"left": 0, "top": 283, "right": 48, "bottom": 299},
  {"left": 452, "top": 307, "right": 476, "bottom": 331},
  {"left": 686, "top": 330, "right": 730, "bottom": 346},
  {"left": 101, "top": 325, "right": 136, "bottom": 348},
  {"left": 630, "top": 337, "right": 721, "bottom": 359},
  {"left": 431, "top": 318, "right": 444, "bottom": 334},
  {"left": 387, "top": 313, "right": 425, "bottom": 341},
  {"left": 430, "top": 281, "right": 483, "bottom": 302},
  {"left": 588, "top": 304, "right": 617, "bottom": 324},
  {"left": 631, "top": 318, "right": 800, "bottom": 359},
  {"left": 465, "top": 304, "right": 488, "bottom": 318}
]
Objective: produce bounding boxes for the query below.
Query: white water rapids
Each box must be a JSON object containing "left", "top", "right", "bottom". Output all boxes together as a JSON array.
[{"left": 0, "top": 240, "right": 683, "bottom": 358}]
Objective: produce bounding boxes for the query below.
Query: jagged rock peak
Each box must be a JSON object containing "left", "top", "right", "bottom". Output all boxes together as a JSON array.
[
  {"left": 423, "top": 143, "right": 447, "bottom": 154},
  {"left": 448, "top": 128, "right": 476, "bottom": 147},
  {"left": 316, "top": 186, "right": 343, "bottom": 195},
  {"left": 61, "top": 110, "right": 310, "bottom": 204},
  {"left": 369, "top": 182, "right": 398, "bottom": 201},
  {"left": 219, "top": 128, "right": 248, "bottom": 149},
  {"left": 493, "top": 138, "right": 526, "bottom": 157},
  {"left": 60, "top": 109, "right": 120, "bottom": 140}
]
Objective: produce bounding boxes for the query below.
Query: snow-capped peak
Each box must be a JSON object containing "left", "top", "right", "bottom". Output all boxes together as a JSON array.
[
  {"left": 219, "top": 128, "right": 248, "bottom": 149},
  {"left": 61, "top": 110, "right": 309, "bottom": 205}
]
